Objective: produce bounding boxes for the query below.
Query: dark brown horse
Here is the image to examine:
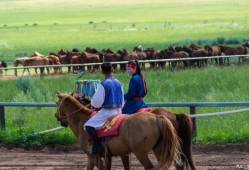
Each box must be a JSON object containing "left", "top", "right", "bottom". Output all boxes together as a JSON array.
[
  {"left": 100, "top": 48, "right": 122, "bottom": 71},
  {"left": 117, "top": 49, "right": 138, "bottom": 71},
  {"left": 151, "top": 108, "right": 197, "bottom": 170},
  {"left": 55, "top": 92, "right": 181, "bottom": 170},
  {"left": 0, "top": 60, "right": 7, "bottom": 77},
  {"left": 218, "top": 44, "right": 247, "bottom": 64}
]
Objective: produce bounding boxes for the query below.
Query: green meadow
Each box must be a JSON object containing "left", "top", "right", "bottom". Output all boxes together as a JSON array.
[
  {"left": 0, "top": 0, "right": 249, "bottom": 61},
  {"left": 0, "top": 0, "right": 249, "bottom": 146},
  {"left": 0, "top": 66, "right": 249, "bottom": 146}
]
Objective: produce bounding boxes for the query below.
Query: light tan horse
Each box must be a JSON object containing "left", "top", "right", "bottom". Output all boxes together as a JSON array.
[
  {"left": 74, "top": 94, "right": 195, "bottom": 170},
  {"left": 14, "top": 56, "right": 51, "bottom": 76},
  {"left": 55, "top": 92, "right": 181, "bottom": 170}
]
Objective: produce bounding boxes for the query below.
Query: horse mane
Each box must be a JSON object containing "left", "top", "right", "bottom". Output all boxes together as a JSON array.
[{"left": 61, "top": 93, "right": 92, "bottom": 115}]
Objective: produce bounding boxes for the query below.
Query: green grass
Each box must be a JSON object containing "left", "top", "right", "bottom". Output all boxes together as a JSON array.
[
  {"left": 0, "top": 66, "right": 249, "bottom": 146},
  {"left": 0, "top": 0, "right": 249, "bottom": 61},
  {"left": 1, "top": 0, "right": 249, "bottom": 146}
]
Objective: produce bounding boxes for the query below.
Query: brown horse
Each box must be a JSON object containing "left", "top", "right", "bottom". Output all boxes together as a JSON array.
[
  {"left": 55, "top": 92, "right": 181, "bottom": 170},
  {"left": 74, "top": 95, "right": 195, "bottom": 170},
  {"left": 133, "top": 45, "right": 147, "bottom": 70},
  {"left": 204, "top": 45, "right": 222, "bottom": 65},
  {"left": 117, "top": 49, "right": 138, "bottom": 71},
  {"left": 218, "top": 44, "right": 247, "bottom": 64},
  {"left": 151, "top": 108, "right": 197, "bottom": 170},
  {"left": 13, "top": 57, "right": 31, "bottom": 76},
  {"left": 0, "top": 60, "right": 7, "bottom": 77}
]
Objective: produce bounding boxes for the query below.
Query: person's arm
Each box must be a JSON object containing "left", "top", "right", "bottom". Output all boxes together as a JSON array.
[
  {"left": 124, "top": 78, "right": 137, "bottom": 100},
  {"left": 121, "top": 86, "right": 125, "bottom": 108},
  {"left": 91, "top": 84, "right": 105, "bottom": 108}
]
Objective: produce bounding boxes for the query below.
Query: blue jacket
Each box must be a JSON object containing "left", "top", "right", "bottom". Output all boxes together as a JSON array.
[
  {"left": 122, "top": 73, "right": 147, "bottom": 114},
  {"left": 101, "top": 77, "right": 123, "bottom": 108}
]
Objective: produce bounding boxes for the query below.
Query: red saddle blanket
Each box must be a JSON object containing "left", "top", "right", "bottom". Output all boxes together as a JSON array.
[
  {"left": 90, "top": 112, "right": 127, "bottom": 139},
  {"left": 137, "top": 107, "right": 151, "bottom": 113},
  {"left": 90, "top": 107, "right": 151, "bottom": 139}
]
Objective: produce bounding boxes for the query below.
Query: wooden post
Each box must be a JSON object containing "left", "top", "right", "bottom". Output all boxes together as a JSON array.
[
  {"left": 0, "top": 106, "right": 5, "bottom": 130},
  {"left": 190, "top": 106, "right": 196, "bottom": 135}
]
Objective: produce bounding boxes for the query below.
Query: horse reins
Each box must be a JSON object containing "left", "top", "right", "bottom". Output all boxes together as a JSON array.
[{"left": 57, "top": 96, "right": 84, "bottom": 120}]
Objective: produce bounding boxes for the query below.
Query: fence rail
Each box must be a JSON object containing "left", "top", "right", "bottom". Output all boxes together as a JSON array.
[{"left": 1, "top": 101, "right": 249, "bottom": 134}]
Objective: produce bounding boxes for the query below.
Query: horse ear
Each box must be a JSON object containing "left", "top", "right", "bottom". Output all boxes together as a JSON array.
[
  {"left": 70, "top": 91, "right": 74, "bottom": 96},
  {"left": 56, "top": 91, "right": 61, "bottom": 95}
]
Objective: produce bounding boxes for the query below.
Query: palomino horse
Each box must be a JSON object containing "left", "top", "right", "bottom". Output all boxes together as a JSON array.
[
  {"left": 151, "top": 108, "right": 197, "bottom": 170},
  {"left": 55, "top": 92, "right": 181, "bottom": 170},
  {"left": 74, "top": 94, "right": 194, "bottom": 170}
]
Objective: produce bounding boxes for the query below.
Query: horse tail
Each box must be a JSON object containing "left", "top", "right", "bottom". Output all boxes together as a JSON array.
[
  {"left": 176, "top": 113, "right": 197, "bottom": 170},
  {"left": 155, "top": 115, "right": 181, "bottom": 169}
]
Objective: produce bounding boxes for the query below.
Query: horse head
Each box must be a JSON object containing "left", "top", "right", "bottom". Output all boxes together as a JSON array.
[
  {"left": 242, "top": 41, "right": 249, "bottom": 48},
  {"left": 55, "top": 92, "right": 92, "bottom": 127},
  {"left": 1, "top": 61, "right": 7, "bottom": 68}
]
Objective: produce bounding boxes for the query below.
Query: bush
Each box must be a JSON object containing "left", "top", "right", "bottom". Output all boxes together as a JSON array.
[
  {"left": 216, "top": 37, "right": 225, "bottom": 44},
  {"left": 16, "top": 76, "right": 33, "bottom": 93}
]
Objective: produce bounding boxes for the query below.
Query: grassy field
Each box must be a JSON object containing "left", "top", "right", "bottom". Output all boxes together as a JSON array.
[
  {"left": 0, "top": 0, "right": 249, "bottom": 61},
  {"left": 0, "top": 66, "right": 249, "bottom": 145},
  {"left": 0, "top": 0, "right": 249, "bottom": 146}
]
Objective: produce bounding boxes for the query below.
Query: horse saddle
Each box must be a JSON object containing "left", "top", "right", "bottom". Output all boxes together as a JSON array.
[
  {"left": 90, "top": 107, "right": 151, "bottom": 139},
  {"left": 90, "top": 112, "right": 127, "bottom": 139},
  {"left": 136, "top": 107, "right": 151, "bottom": 113}
]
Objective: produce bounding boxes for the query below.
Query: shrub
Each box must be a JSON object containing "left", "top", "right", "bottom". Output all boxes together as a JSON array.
[
  {"left": 216, "top": 37, "right": 225, "bottom": 44},
  {"left": 16, "top": 76, "right": 33, "bottom": 93}
]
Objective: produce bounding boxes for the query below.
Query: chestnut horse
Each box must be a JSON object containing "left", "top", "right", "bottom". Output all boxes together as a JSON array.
[
  {"left": 218, "top": 44, "right": 247, "bottom": 64},
  {"left": 14, "top": 57, "right": 30, "bottom": 76},
  {"left": 151, "top": 108, "right": 197, "bottom": 170},
  {"left": 55, "top": 92, "right": 181, "bottom": 170},
  {"left": 74, "top": 94, "right": 195, "bottom": 170}
]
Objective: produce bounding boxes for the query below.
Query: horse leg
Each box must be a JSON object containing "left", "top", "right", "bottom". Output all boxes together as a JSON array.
[
  {"left": 120, "top": 155, "right": 130, "bottom": 170},
  {"left": 22, "top": 68, "right": 26, "bottom": 76},
  {"left": 40, "top": 68, "right": 44, "bottom": 76},
  {"left": 46, "top": 67, "right": 50, "bottom": 74},
  {"left": 105, "top": 156, "right": 112, "bottom": 170},
  {"left": 133, "top": 152, "right": 154, "bottom": 170},
  {"left": 87, "top": 156, "right": 95, "bottom": 170}
]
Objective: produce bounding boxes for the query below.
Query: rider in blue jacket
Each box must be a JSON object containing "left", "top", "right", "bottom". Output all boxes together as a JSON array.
[{"left": 122, "top": 60, "right": 148, "bottom": 114}]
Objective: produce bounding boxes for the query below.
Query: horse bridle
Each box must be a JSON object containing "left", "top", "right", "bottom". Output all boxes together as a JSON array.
[{"left": 56, "top": 96, "right": 84, "bottom": 122}]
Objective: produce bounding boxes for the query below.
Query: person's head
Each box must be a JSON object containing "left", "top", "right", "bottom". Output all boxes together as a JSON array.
[
  {"left": 101, "top": 62, "right": 112, "bottom": 75},
  {"left": 126, "top": 60, "right": 142, "bottom": 77}
]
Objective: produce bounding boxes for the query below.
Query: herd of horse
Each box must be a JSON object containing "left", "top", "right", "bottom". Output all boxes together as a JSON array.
[
  {"left": 1, "top": 42, "right": 248, "bottom": 77},
  {"left": 55, "top": 92, "right": 197, "bottom": 170}
]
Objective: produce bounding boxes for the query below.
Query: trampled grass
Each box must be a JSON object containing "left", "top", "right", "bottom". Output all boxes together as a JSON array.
[{"left": 0, "top": 65, "right": 249, "bottom": 145}]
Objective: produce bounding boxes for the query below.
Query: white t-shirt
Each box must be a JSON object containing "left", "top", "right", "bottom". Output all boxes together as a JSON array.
[{"left": 84, "top": 83, "right": 124, "bottom": 129}]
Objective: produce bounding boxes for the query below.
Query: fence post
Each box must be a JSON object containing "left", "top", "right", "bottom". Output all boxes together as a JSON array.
[
  {"left": 190, "top": 106, "right": 196, "bottom": 135},
  {"left": 0, "top": 106, "right": 5, "bottom": 130}
]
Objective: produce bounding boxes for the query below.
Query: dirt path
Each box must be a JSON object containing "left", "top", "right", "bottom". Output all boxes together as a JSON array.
[{"left": 0, "top": 143, "right": 249, "bottom": 170}]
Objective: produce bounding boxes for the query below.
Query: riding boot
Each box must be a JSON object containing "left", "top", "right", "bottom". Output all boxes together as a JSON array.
[{"left": 85, "top": 126, "right": 100, "bottom": 154}]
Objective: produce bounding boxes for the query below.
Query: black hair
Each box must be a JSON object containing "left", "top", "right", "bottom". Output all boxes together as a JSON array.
[
  {"left": 101, "top": 62, "right": 112, "bottom": 74},
  {"left": 127, "top": 60, "right": 143, "bottom": 77}
]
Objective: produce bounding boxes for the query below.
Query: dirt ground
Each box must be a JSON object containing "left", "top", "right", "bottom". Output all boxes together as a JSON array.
[{"left": 0, "top": 142, "right": 249, "bottom": 170}]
